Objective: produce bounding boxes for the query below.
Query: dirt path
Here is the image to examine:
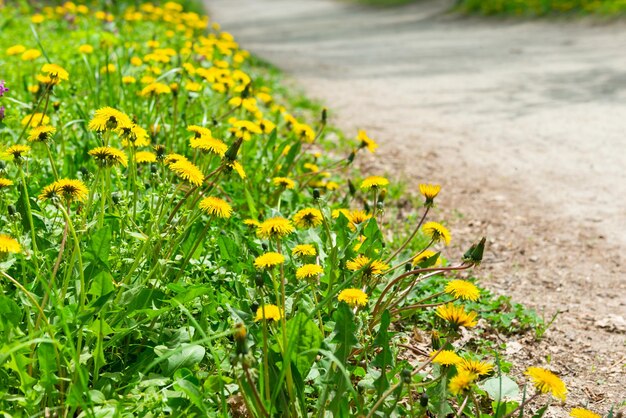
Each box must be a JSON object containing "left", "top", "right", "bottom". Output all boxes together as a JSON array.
[{"left": 206, "top": 0, "right": 625, "bottom": 414}]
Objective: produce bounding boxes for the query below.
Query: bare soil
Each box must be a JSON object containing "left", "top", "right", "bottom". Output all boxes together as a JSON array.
[{"left": 206, "top": 0, "right": 626, "bottom": 415}]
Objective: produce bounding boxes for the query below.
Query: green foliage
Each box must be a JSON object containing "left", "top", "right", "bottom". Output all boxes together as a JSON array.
[{"left": 457, "top": 0, "right": 626, "bottom": 16}]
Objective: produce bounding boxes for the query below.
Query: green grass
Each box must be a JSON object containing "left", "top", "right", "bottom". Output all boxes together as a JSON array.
[{"left": 457, "top": 0, "right": 626, "bottom": 17}]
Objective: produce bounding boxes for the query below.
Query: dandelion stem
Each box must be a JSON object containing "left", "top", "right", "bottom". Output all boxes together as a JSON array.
[{"left": 385, "top": 205, "right": 430, "bottom": 264}]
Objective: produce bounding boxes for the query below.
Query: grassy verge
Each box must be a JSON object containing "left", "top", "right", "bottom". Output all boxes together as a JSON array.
[
  {"left": 456, "top": 0, "right": 626, "bottom": 16},
  {"left": 0, "top": 1, "right": 593, "bottom": 417}
]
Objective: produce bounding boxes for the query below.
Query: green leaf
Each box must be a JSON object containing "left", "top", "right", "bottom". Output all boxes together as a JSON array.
[
  {"left": 287, "top": 313, "right": 323, "bottom": 378},
  {"left": 372, "top": 310, "right": 393, "bottom": 396},
  {"left": 329, "top": 303, "right": 358, "bottom": 413},
  {"left": 88, "top": 271, "right": 115, "bottom": 297},
  {"left": 159, "top": 343, "right": 206, "bottom": 375},
  {"left": 0, "top": 295, "right": 21, "bottom": 331},
  {"left": 37, "top": 342, "right": 58, "bottom": 390},
  {"left": 86, "top": 226, "right": 112, "bottom": 268},
  {"left": 480, "top": 375, "right": 520, "bottom": 402}
]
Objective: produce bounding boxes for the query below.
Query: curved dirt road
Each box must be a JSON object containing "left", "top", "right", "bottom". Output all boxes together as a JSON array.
[{"left": 206, "top": 0, "right": 625, "bottom": 414}]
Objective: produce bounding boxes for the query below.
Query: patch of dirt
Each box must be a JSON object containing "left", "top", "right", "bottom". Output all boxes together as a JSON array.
[{"left": 208, "top": 0, "right": 626, "bottom": 414}]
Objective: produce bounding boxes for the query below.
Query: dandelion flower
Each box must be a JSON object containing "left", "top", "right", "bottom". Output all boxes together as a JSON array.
[
  {"left": 243, "top": 219, "right": 260, "bottom": 227},
  {"left": 448, "top": 370, "right": 477, "bottom": 396},
  {"left": 357, "top": 129, "right": 378, "bottom": 153},
  {"left": 254, "top": 252, "right": 285, "bottom": 269},
  {"left": 5, "top": 145, "right": 31, "bottom": 161},
  {"left": 338, "top": 288, "right": 368, "bottom": 308},
  {"left": 135, "top": 151, "right": 157, "bottom": 164},
  {"left": 27, "top": 126, "right": 56, "bottom": 142},
  {"left": 119, "top": 124, "right": 150, "bottom": 147},
  {"left": 88, "top": 107, "right": 132, "bottom": 132},
  {"left": 199, "top": 196, "right": 232, "bottom": 219},
  {"left": 0, "top": 235, "right": 21, "bottom": 255},
  {"left": 89, "top": 146, "right": 128, "bottom": 167},
  {"left": 164, "top": 153, "right": 189, "bottom": 165},
  {"left": 79, "top": 44, "right": 94, "bottom": 54},
  {"left": 140, "top": 82, "right": 171, "bottom": 96},
  {"left": 458, "top": 358, "right": 493, "bottom": 376},
  {"left": 422, "top": 221, "right": 451, "bottom": 246},
  {"left": 226, "top": 161, "right": 246, "bottom": 179},
  {"left": 21, "top": 49, "right": 41, "bottom": 61},
  {"left": 0, "top": 178, "right": 14, "bottom": 189},
  {"left": 169, "top": 160, "right": 204, "bottom": 186},
  {"left": 347, "top": 209, "right": 372, "bottom": 230},
  {"left": 412, "top": 250, "right": 440, "bottom": 266},
  {"left": 431, "top": 350, "right": 462, "bottom": 366},
  {"left": 445, "top": 280, "right": 480, "bottom": 301},
  {"left": 570, "top": 408, "right": 601, "bottom": 418},
  {"left": 272, "top": 177, "right": 295, "bottom": 189},
  {"left": 229, "top": 120, "right": 261, "bottom": 141},
  {"left": 346, "top": 255, "right": 389, "bottom": 276},
  {"left": 254, "top": 304, "right": 282, "bottom": 322},
  {"left": 6, "top": 45, "right": 26, "bottom": 56},
  {"left": 303, "top": 162, "right": 319, "bottom": 173},
  {"left": 21, "top": 113, "right": 50, "bottom": 127},
  {"left": 435, "top": 303, "right": 478, "bottom": 328},
  {"left": 292, "top": 244, "right": 316, "bottom": 257},
  {"left": 190, "top": 136, "right": 228, "bottom": 156},
  {"left": 257, "top": 217, "right": 294, "bottom": 240},
  {"left": 419, "top": 183, "right": 441, "bottom": 205},
  {"left": 360, "top": 176, "right": 389, "bottom": 191},
  {"left": 39, "top": 179, "right": 88, "bottom": 203},
  {"left": 41, "top": 63, "right": 69, "bottom": 84},
  {"left": 296, "top": 264, "right": 323, "bottom": 279},
  {"left": 293, "top": 208, "right": 323, "bottom": 228},
  {"left": 525, "top": 367, "right": 567, "bottom": 401}
]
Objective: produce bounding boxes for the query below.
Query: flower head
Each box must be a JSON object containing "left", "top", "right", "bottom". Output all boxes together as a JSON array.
[
  {"left": 445, "top": 280, "right": 480, "bottom": 301},
  {"left": 435, "top": 303, "right": 478, "bottom": 328},
  {"left": 256, "top": 217, "right": 294, "bottom": 240},
  {"left": 21, "top": 113, "right": 49, "bottom": 127},
  {"left": 422, "top": 221, "right": 451, "bottom": 246},
  {"left": 226, "top": 161, "right": 246, "bottom": 179},
  {"left": 243, "top": 219, "right": 261, "bottom": 228},
  {"left": 272, "top": 177, "right": 295, "bottom": 189},
  {"left": 88, "top": 107, "right": 132, "bottom": 132},
  {"left": 296, "top": 264, "right": 323, "bottom": 279},
  {"left": 293, "top": 208, "right": 323, "bottom": 228},
  {"left": 525, "top": 367, "right": 567, "bottom": 401},
  {"left": 119, "top": 124, "right": 150, "bottom": 147},
  {"left": 360, "top": 176, "right": 389, "bottom": 191},
  {"left": 41, "top": 64, "right": 69, "bottom": 84},
  {"left": 347, "top": 209, "right": 372, "bottom": 230},
  {"left": 357, "top": 129, "right": 378, "bottom": 153},
  {"left": 5, "top": 145, "right": 31, "bottom": 161},
  {"left": 412, "top": 249, "right": 440, "bottom": 266},
  {"left": 458, "top": 358, "right": 493, "bottom": 376},
  {"left": 187, "top": 125, "right": 212, "bottom": 138},
  {"left": 570, "top": 408, "right": 601, "bottom": 418},
  {"left": 0, "top": 235, "right": 21, "bottom": 255},
  {"left": 135, "top": 151, "right": 157, "bottom": 164},
  {"left": 419, "top": 183, "right": 441, "bottom": 206},
  {"left": 431, "top": 350, "right": 462, "bottom": 366},
  {"left": 254, "top": 304, "right": 282, "bottom": 322},
  {"left": 346, "top": 255, "right": 389, "bottom": 276},
  {"left": 292, "top": 244, "right": 316, "bottom": 257},
  {"left": 448, "top": 370, "right": 477, "bottom": 396},
  {"left": 89, "top": 146, "right": 128, "bottom": 167},
  {"left": 229, "top": 120, "right": 262, "bottom": 141},
  {"left": 199, "top": 196, "right": 232, "bottom": 219},
  {"left": 27, "top": 125, "right": 56, "bottom": 143},
  {"left": 190, "top": 136, "right": 227, "bottom": 156},
  {"left": 338, "top": 288, "right": 368, "bottom": 308},
  {"left": 164, "top": 153, "right": 189, "bottom": 165},
  {"left": 140, "top": 82, "right": 171, "bottom": 96},
  {"left": 0, "top": 80, "right": 8, "bottom": 97},
  {"left": 169, "top": 160, "right": 204, "bottom": 186},
  {"left": 0, "top": 178, "right": 14, "bottom": 189},
  {"left": 39, "top": 179, "right": 89, "bottom": 203},
  {"left": 254, "top": 252, "right": 285, "bottom": 269}
]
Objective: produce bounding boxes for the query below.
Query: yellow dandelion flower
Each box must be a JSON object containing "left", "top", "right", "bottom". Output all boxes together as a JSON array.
[
  {"left": 0, "top": 178, "right": 14, "bottom": 189},
  {"left": 435, "top": 303, "right": 478, "bottom": 328},
  {"left": 79, "top": 44, "right": 94, "bottom": 54},
  {"left": 326, "top": 181, "right": 340, "bottom": 191},
  {"left": 256, "top": 217, "right": 294, "bottom": 240},
  {"left": 190, "top": 136, "right": 228, "bottom": 156},
  {"left": 229, "top": 120, "right": 262, "bottom": 141},
  {"left": 570, "top": 408, "right": 601, "bottom": 418},
  {"left": 89, "top": 146, "right": 128, "bottom": 167},
  {"left": 293, "top": 208, "right": 323, "bottom": 229},
  {"left": 303, "top": 162, "right": 319, "bottom": 173},
  {"left": 164, "top": 153, "right": 189, "bottom": 165},
  {"left": 5, "top": 145, "right": 31, "bottom": 161},
  {"left": 187, "top": 125, "right": 212, "bottom": 138},
  {"left": 119, "top": 124, "right": 150, "bottom": 147},
  {"left": 412, "top": 250, "right": 440, "bottom": 266},
  {"left": 458, "top": 358, "right": 493, "bottom": 376},
  {"left": 449, "top": 370, "right": 477, "bottom": 396},
  {"left": 21, "top": 113, "right": 50, "bottom": 127},
  {"left": 293, "top": 122, "right": 315, "bottom": 143},
  {"left": 431, "top": 350, "right": 462, "bottom": 366},
  {"left": 419, "top": 183, "right": 441, "bottom": 205},
  {"left": 21, "top": 49, "right": 41, "bottom": 61},
  {"left": 258, "top": 119, "right": 276, "bottom": 134},
  {"left": 88, "top": 107, "right": 132, "bottom": 132},
  {"left": 254, "top": 252, "right": 285, "bottom": 269},
  {"left": 199, "top": 196, "right": 232, "bottom": 219},
  {"left": 140, "top": 82, "right": 171, "bottom": 96},
  {"left": 31, "top": 14, "right": 44, "bottom": 23},
  {"left": 254, "top": 304, "right": 282, "bottom": 322},
  {"left": 360, "top": 176, "right": 389, "bottom": 191},
  {"left": 226, "top": 161, "right": 246, "bottom": 179},
  {"left": 243, "top": 218, "right": 261, "bottom": 227},
  {"left": 185, "top": 81, "right": 202, "bottom": 92},
  {"left": 296, "top": 264, "right": 323, "bottom": 279},
  {"left": 0, "top": 235, "right": 21, "bottom": 255},
  {"left": 135, "top": 151, "right": 157, "bottom": 164},
  {"left": 525, "top": 367, "right": 567, "bottom": 401},
  {"left": 357, "top": 129, "right": 378, "bottom": 153},
  {"left": 39, "top": 178, "right": 88, "bottom": 203},
  {"left": 169, "top": 160, "right": 204, "bottom": 186},
  {"left": 292, "top": 244, "right": 316, "bottom": 257},
  {"left": 41, "top": 63, "right": 69, "bottom": 84},
  {"left": 338, "top": 288, "right": 368, "bottom": 308},
  {"left": 122, "top": 76, "right": 136, "bottom": 84},
  {"left": 6, "top": 45, "right": 26, "bottom": 56},
  {"left": 100, "top": 63, "right": 116, "bottom": 74},
  {"left": 347, "top": 209, "right": 372, "bottom": 230},
  {"left": 445, "top": 280, "right": 480, "bottom": 301},
  {"left": 27, "top": 125, "right": 56, "bottom": 142},
  {"left": 422, "top": 221, "right": 451, "bottom": 246},
  {"left": 272, "top": 177, "right": 295, "bottom": 189},
  {"left": 346, "top": 255, "right": 389, "bottom": 276}
]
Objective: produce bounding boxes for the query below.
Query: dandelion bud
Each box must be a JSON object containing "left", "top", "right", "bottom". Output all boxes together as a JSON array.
[
  {"left": 261, "top": 242, "right": 268, "bottom": 251},
  {"left": 347, "top": 150, "right": 356, "bottom": 165},
  {"left": 154, "top": 145, "right": 166, "bottom": 160},
  {"left": 224, "top": 138, "right": 243, "bottom": 162},
  {"left": 150, "top": 164, "right": 158, "bottom": 174},
  {"left": 401, "top": 368, "right": 412, "bottom": 384},
  {"left": 254, "top": 274, "right": 265, "bottom": 288},
  {"left": 7, "top": 204, "right": 16, "bottom": 216},
  {"left": 321, "top": 107, "right": 327, "bottom": 125},
  {"left": 53, "top": 101, "right": 61, "bottom": 111},
  {"left": 348, "top": 180, "right": 356, "bottom": 196},
  {"left": 111, "top": 192, "right": 120, "bottom": 205},
  {"left": 78, "top": 167, "right": 89, "bottom": 178},
  {"left": 376, "top": 201, "right": 384, "bottom": 212},
  {"left": 233, "top": 323, "right": 248, "bottom": 355},
  {"left": 463, "top": 237, "right": 486, "bottom": 265},
  {"left": 241, "top": 83, "right": 251, "bottom": 99},
  {"left": 430, "top": 331, "right": 441, "bottom": 350},
  {"left": 144, "top": 182, "right": 151, "bottom": 190},
  {"left": 405, "top": 263, "right": 412, "bottom": 272},
  {"left": 420, "top": 392, "right": 429, "bottom": 407},
  {"left": 312, "top": 188, "right": 321, "bottom": 200},
  {"left": 0, "top": 161, "right": 6, "bottom": 171},
  {"left": 378, "top": 188, "right": 387, "bottom": 203}
]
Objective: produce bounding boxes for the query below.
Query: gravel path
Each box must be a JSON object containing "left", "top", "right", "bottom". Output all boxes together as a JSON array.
[{"left": 206, "top": 0, "right": 625, "bottom": 414}]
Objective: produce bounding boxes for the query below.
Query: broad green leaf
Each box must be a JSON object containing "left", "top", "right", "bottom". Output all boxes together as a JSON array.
[
  {"left": 88, "top": 271, "right": 115, "bottom": 297},
  {"left": 161, "top": 344, "right": 205, "bottom": 375},
  {"left": 480, "top": 375, "right": 520, "bottom": 401},
  {"left": 372, "top": 310, "right": 393, "bottom": 396},
  {"left": 286, "top": 313, "right": 323, "bottom": 378},
  {"left": 37, "top": 342, "right": 58, "bottom": 390},
  {"left": 87, "top": 226, "right": 112, "bottom": 268}
]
